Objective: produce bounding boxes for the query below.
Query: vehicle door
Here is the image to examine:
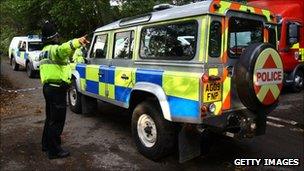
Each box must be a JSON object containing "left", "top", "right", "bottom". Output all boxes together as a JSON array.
[
  {"left": 16, "top": 40, "right": 27, "bottom": 66},
  {"left": 83, "top": 33, "right": 110, "bottom": 98},
  {"left": 108, "top": 29, "right": 136, "bottom": 106},
  {"left": 224, "top": 12, "right": 266, "bottom": 111},
  {"left": 203, "top": 15, "right": 224, "bottom": 116},
  {"left": 284, "top": 19, "right": 303, "bottom": 65}
]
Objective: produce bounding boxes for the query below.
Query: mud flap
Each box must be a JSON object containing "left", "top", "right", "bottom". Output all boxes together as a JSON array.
[
  {"left": 255, "top": 104, "right": 275, "bottom": 135},
  {"left": 81, "top": 95, "right": 97, "bottom": 115},
  {"left": 178, "top": 125, "right": 201, "bottom": 163},
  {"left": 255, "top": 112, "right": 266, "bottom": 135}
]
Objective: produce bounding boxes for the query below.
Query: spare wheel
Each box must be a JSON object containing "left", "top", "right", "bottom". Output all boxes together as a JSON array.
[{"left": 235, "top": 43, "right": 283, "bottom": 113}]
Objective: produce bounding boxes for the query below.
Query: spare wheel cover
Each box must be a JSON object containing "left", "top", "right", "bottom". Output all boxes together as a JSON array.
[{"left": 235, "top": 43, "right": 283, "bottom": 112}]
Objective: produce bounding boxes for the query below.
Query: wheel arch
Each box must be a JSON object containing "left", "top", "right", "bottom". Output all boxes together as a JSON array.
[
  {"left": 71, "top": 70, "right": 81, "bottom": 91},
  {"left": 129, "top": 82, "right": 171, "bottom": 121},
  {"left": 292, "top": 63, "right": 304, "bottom": 77}
]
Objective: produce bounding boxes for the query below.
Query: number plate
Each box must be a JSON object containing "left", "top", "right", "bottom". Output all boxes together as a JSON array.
[{"left": 203, "top": 82, "right": 222, "bottom": 102}]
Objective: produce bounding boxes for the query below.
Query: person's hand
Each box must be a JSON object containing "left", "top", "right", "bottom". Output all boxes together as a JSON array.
[{"left": 78, "top": 35, "right": 90, "bottom": 46}]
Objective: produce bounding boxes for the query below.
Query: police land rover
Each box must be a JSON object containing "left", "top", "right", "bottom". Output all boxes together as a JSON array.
[
  {"left": 68, "top": 0, "right": 283, "bottom": 162},
  {"left": 8, "top": 35, "right": 43, "bottom": 78}
]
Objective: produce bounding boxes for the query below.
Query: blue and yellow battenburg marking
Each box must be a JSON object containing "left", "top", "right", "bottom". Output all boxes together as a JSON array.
[
  {"left": 17, "top": 51, "right": 28, "bottom": 60},
  {"left": 74, "top": 64, "right": 201, "bottom": 120}
]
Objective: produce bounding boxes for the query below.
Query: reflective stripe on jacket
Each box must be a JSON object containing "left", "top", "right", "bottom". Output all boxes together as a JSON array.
[{"left": 39, "top": 39, "right": 81, "bottom": 84}]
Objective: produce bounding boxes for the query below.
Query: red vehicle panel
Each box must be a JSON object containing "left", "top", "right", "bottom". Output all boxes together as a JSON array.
[{"left": 248, "top": 0, "right": 304, "bottom": 92}]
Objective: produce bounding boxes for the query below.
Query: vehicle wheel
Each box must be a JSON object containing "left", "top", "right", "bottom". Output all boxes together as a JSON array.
[
  {"left": 68, "top": 79, "right": 82, "bottom": 114},
  {"left": 131, "top": 100, "right": 176, "bottom": 160},
  {"left": 291, "top": 69, "right": 303, "bottom": 92},
  {"left": 12, "top": 57, "right": 19, "bottom": 71},
  {"left": 235, "top": 43, "right": 283, "bottom": 113},
  {"left": 26, "top": 62, "right": 36, "bottom": 78}
]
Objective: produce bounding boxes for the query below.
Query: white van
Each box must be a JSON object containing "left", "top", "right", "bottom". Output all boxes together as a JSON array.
[{"left": 8, "top": 35, "right": 43, "bottom": 78}]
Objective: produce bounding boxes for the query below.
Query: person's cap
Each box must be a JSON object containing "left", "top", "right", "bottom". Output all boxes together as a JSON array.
[{"left": 41, "top": 20, "right": 59, "bottom": 42}]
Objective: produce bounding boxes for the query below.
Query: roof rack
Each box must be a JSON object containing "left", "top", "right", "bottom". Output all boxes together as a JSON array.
[{"left": 153, "top": 4, "right": 175, "bottom": 11}]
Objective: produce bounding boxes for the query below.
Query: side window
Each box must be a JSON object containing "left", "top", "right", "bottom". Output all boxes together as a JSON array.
[
  {"left": 140, "top": 21, "right": 197, "bottom": 60},
  {"left": 228, "top": 17, "right": 263, "bottom": 57},
  {"left": 18, "top": 41, "right": 26, "bottom": 51},
  {"left": 91, "top": 34, "right": 108, "bottom": 58},
  {"left": 18, "top": 41, "right": 22, "bottom": 49},
  {"left": 277, "top": 23, "right": 282, "bottom": 41},
  {"left": 209, "top": 21, "right": 222, "bottom": 57},
  {"left": 287, "top": 22, "right": 300, "bottom": 47},
  {"left": 113, "top": 31, "right": 134, "bottom": 59}
]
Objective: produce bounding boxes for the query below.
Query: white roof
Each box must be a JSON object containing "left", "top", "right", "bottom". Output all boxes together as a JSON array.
[
  {"left": 95, "top": 1, "right": 212, "bottom": 32},
  {"left": 12, "top": 36, "right": 41, "bottom": 42}
]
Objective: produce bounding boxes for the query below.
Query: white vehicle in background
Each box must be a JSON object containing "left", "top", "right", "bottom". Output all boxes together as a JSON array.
[{"left": 8, "top": 35, "right": 43, "bottom": 78}]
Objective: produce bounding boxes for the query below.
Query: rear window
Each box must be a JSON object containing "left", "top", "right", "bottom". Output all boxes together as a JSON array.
[
  {"left": 140, "top": 21, "right": 197, "bottom": 60},
  {"left": 209, "top": 21, "right": 222, "bottom": 58},
  {"left": 228, "top": 17, "right": 263, "bottom": 57}
]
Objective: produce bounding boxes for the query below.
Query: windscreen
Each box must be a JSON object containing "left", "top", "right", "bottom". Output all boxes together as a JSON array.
[{"left": 28, "top": 42, "right": 43, "bottom": 51}]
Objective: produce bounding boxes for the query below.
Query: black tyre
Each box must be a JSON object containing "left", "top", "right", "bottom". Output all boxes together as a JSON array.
[
  {"left": 68, "top": 79, "right": 82, "bottom": 114},
  {"left": 26, "top": 62, "right": 36, "bottom": 78},
  {"left": 291, "top": 69, "right": 303, "bottom": 92},
  {"left": 12, "top": 57, "right": 19, "bottom": 71},
  {"left": 235, "top": 43, "right": 283, "bottom": 113},
  {"left": 131, "top": 100, "right": 176, "bottom": 161}
]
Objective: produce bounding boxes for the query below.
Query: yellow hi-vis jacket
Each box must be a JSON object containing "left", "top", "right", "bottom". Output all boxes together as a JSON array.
[
  {"left": 39, "top": 39, "right": 81, "bottom": 84},
  {"left": 72, "top": 47, "right": 85, "bottom": 63}
]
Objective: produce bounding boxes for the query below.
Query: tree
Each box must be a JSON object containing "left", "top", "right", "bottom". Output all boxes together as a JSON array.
[{"left": 0, "top": 0, "right": 248, "bottom": 54}]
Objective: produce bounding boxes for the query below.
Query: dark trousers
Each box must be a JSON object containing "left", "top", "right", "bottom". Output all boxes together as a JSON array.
[{"left": 42, "top": 84, "right": 67, "bottom": 154}]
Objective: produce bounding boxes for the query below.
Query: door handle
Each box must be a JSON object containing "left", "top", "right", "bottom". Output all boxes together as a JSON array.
[{"left": 121, "top": 74, "right": 129, "bottom": 80}]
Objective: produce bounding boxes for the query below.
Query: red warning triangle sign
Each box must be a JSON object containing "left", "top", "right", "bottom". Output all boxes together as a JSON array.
[
  {"left": 263, "top": 55, "right": 277, "bottom": 68},
  {"left": 262, "top": 89, "right": 276, "bottom": 105}
]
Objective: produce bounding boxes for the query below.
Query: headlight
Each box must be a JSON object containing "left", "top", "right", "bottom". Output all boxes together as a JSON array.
[{"left": 34, "top": 55, "right": 40, "bottom": 61}]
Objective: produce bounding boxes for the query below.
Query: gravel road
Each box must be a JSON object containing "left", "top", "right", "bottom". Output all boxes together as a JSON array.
[{"left": 0, "top": 57, "right": 303, "bottom": 170}]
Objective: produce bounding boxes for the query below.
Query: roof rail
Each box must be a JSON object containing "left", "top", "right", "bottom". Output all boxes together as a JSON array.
[{"left": 153, "top": 4, "right": 175, "bottom": 11}]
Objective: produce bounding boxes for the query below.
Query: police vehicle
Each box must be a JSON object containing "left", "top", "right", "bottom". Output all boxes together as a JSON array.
[
  {"left": 68, "top": 0, "right": 283, "bottom": 162},
  {"left": 8, "top": 35, "right": 43, "bottom": 78}
]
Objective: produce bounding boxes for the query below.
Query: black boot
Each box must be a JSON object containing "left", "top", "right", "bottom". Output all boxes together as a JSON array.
[{"left": 48, "top": 149, "right": 70, "bottom": 159}]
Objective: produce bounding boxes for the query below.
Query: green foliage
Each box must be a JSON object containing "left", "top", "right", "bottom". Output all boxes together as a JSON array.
[{"left": 0, "top": 0, "right": 246, "bottom": 55}]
